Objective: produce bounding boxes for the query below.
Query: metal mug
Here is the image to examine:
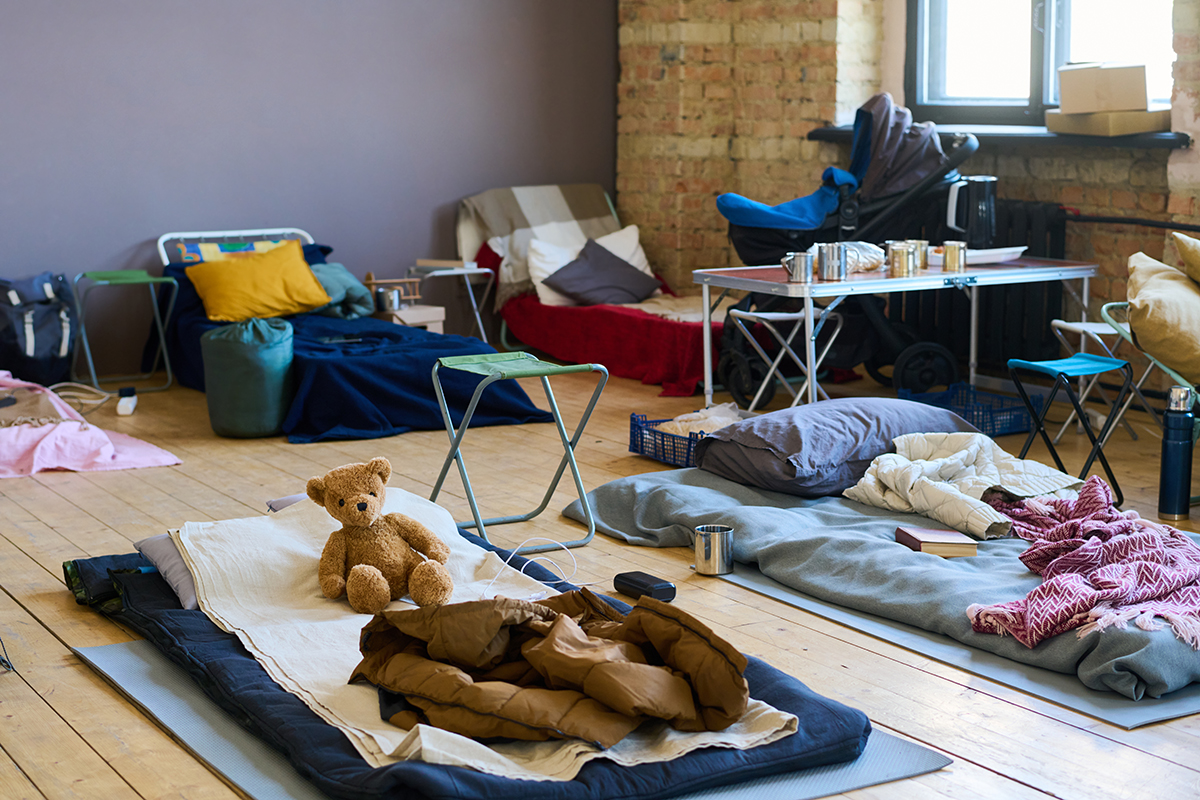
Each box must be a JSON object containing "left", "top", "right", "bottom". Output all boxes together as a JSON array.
[
  {"left": 942, "top": 240, "right": 968, "bottom": 272},
  {"left": 888, "top": 243, "right": 915, "bottom": 277},
  {"left": 781, "top": 251, "right": 813, "bottom": 283},
  {"left": 694, "top": 524, "right": 734, "bottom": 575},
  {"left": 374, "top": 287, "right": 404, "bottom": 313},
  {"left": 816, "top": 243, "right": 847, "bottom": 281},
  {"left": 905, "top": 239, "right": 929, "bottom": 270}
]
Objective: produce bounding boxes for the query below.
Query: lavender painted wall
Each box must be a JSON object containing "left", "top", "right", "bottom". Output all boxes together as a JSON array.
[{"left": 0, "top": 1, "right": 616, "bottom": 373}]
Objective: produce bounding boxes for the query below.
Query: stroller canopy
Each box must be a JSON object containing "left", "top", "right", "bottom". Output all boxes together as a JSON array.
[{"left": 716, "top": 93, "right": 949, "bottom": 230}]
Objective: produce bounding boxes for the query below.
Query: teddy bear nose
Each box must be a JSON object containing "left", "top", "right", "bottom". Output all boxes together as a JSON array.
[{"left": 357, "top": 502, "right": 368, "bottom": 512}]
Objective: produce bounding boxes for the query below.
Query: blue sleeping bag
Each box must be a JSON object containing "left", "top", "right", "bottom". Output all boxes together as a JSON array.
[{"left": 160, "top": 263, "right": 551, "bottom": 443}]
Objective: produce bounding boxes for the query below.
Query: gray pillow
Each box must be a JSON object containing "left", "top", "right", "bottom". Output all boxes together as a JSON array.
[
  {"left": 693, "top": 397, "right": 980, "bottom": 497},
  {"left": 542, "top": 239, "right": 661, "bottom": 305},
  {"left": 135, "top": 533, "right": 199, "bottom": 610}
]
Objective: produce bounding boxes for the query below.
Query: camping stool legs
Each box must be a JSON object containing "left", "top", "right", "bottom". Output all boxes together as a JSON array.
[
  {"left": 1049, "top": 319, "right": 1161, "bottom": 445},
  {"left": 429, "top": 352, "right": 609, "bottom": 555},
  {"left": 73, "top": 270, "right": 178, "bottom": 392},
  {"left": 727, "top": 309, "right": 845, "bottom": 410},
  {"left": 1008, "top": 353, "right": 1133, "bottom": 507}
]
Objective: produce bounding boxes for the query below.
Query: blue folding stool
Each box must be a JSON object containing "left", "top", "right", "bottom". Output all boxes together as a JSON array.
[
  {"left": 429, "top": 352, "right": 608, "bottom": 555},
  {"left": 1007, "top": 353, "right": 1133, "bottom": 506}
]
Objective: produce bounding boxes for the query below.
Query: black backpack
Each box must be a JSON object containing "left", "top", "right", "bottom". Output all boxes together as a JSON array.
[{"left": 0, "top": 272, "right": 79, "bottom": 386}]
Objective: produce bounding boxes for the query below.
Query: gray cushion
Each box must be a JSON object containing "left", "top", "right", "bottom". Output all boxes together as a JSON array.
[
  {"left": 542, "top": 239, "right": 661, "bottom": 305},
  {"left": 693, "top": 397, "right": 980, "bottom": 497},
  {"left": 135, "top": 533, "right": 199, "bottom": 610}
]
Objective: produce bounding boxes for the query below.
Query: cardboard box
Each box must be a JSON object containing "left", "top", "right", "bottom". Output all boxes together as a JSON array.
[
  {"left": 1045, "top": 106, "right": 1171, "bottom": 137},
  {"left": 1058, "top": 62, "right": 1148, "bottom": 114}
]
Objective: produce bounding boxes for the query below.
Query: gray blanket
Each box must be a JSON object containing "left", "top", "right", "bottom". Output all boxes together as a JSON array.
[{"left": 563, "top": 469, "right": 1200, "bottom": 701}]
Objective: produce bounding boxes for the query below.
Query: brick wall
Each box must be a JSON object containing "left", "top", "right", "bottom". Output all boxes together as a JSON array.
[{"left": 616, "top": 1, "right": 1196, "bottom": 394}]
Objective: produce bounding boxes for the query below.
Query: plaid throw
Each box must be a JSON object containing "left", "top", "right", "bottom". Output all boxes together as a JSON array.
[
  {"left": 968, "top": 477, "right": 1200, "bottom": 650},
  {"left": 456, "top": 184, "right": 620, "bottom": 309}
]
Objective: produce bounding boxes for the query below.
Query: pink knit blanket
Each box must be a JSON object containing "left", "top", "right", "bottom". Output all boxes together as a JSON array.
[{"left": 967, "top": 476, "right": 1200, "bottom": 649}]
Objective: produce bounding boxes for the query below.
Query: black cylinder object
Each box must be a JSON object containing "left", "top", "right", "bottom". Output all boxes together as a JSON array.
[{"left": 1158, "top": 386, "right": 1195, "bottom": 521}]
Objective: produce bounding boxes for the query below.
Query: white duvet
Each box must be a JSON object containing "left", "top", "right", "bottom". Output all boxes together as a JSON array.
[{"left": 843, "top": 431, "right": 1082, "bottom": 539}]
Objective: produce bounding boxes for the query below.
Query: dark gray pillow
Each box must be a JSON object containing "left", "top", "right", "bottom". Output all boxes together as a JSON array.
[
  {"left": 693, "top": 397, "right": 980, "bottom": 497},
  {"left": 542, "top": 239, "right": 661, "bottom": 305}
]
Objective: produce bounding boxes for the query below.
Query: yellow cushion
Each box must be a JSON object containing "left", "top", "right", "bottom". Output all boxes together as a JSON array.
[
  {"left": 1127, "top": 251, "right": 1200, "bottom": 386},
  {"left": 1173, "top": 231, "right": 1200, "bottom": 283},
  {"left": 186, "top": 240, "right": 330, "bottom": 322}
]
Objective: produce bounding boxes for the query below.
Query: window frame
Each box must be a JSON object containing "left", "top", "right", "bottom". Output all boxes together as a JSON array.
[{"left": 905, "top": 0, "right": 1068, "bottom": 126}]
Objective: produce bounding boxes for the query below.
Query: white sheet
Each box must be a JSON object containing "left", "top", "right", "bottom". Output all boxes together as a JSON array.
[{"left": 173, "top": 489, "right": 795, "bottom": 781}]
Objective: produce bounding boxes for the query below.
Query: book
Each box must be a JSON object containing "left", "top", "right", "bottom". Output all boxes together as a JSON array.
[{"left": 894, "top": 525, "right": 977, "bottom": 558}]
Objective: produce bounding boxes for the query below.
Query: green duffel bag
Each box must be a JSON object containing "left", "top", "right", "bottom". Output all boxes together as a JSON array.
[{"left": 200, "top": 318, "right": 295, "bottom": 438}]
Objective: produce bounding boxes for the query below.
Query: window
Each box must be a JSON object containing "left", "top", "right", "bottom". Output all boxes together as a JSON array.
[{"left": 905, "top": 0, "right": 1174, "bottom": 126}]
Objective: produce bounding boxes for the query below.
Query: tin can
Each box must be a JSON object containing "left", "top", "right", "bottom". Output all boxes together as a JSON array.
[
  {"left": 781, "top": 251, "right": 813, "bottom": 283},
  {"left": 694, "top": 525, "right": 734, "bottom": 575},
  {"left": 905, "top": 239, "right": 929, "bottom": 270},
  {"left": 816, "top": 243, "right": 847, "bottom": 281}
]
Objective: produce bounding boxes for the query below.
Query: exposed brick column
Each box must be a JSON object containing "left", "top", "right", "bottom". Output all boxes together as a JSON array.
[
  {"left": 1168, "top": 0, "right": 1200, "bottom": 261},
  {"left": 616, "top": 1, "right": 857, "bottom": 290}
]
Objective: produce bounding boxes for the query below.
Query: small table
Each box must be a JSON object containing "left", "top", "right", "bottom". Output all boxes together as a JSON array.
[
  {"left": 694, "top": 257, "right": 1099, "bottom": 407},
  {"left": 407, "top": 260, "right": 495, "bottom": 343},
  {"left": 372, "top": 304, "right": 445, "bottom": 333}
]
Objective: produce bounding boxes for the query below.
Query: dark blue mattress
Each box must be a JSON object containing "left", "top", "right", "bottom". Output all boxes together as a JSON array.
[
  {"left": 66, "top": 531, "right": 871, "bottom": 800},
  {"left": 158, "top": 264, "right": 552, "bottom": 443}
]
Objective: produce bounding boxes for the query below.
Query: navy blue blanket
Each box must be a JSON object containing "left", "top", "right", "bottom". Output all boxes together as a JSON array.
[
  {"left": 67, "top": 532, "right": 871, "bottom": 800},
  {"left": 158, "top": 264, "right": 551, "bottom": 443}
]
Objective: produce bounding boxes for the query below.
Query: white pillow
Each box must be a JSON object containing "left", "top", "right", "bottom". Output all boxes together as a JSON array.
[{"left": 526, "top": 225, "right": 654, "bottom": 306}]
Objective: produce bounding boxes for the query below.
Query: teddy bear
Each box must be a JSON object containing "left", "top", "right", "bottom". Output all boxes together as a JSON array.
[{"left": 306, "top": 457, "right": 454, "bottom": 614}]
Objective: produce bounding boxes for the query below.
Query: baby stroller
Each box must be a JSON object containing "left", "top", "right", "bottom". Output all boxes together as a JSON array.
[{"left": 714, "top": 93, "right": 980, "bottom": 406}]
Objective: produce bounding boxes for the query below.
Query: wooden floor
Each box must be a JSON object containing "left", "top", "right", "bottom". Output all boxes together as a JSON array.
[{"left": 1, "top": 368, "right": 1196, "bottom": 800}]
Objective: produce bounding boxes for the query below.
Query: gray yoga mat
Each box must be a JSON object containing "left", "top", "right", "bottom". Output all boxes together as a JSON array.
[
  {"left": 74, "top": 640, "right": 950, "bottom": 800},
  {"left": 721, "top": 563, "right": 1200, "bottom": 730}
]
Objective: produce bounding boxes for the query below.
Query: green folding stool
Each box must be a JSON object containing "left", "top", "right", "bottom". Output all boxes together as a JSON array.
[
  {"left": 73, "top": 269, "right": 178, "bottom": 392},
  {"left": 429, "top": 352, "right": 608, "bottom": 555}
]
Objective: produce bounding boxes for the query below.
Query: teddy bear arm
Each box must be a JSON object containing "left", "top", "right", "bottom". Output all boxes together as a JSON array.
[
  {"left": 385, "top": 514, "right": 451, "bottom": 564},
  {"left": 318, "top": 531, "right": 349, "bottom": 599}
]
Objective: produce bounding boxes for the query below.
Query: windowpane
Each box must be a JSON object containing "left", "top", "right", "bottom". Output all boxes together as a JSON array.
[
  {"left": 1066, "top": 0, "right": 1173, "bottom": 103},
  {"left": 941, "top": 0, "right": 1031, "bottom": 100}
]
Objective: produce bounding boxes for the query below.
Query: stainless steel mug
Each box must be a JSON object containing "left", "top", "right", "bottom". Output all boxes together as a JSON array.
[
  {"left": 946, "top": 175, "right": 997, "bottom": 249},
  {"left": 888, "top": 243, "right": 915, "bottom": 277},
  {"left": 943, "top": 240, "right": 967, "bottom": 272},
  {"left": 781, "top": 251, "right": 813, "bottom": 283},
  {"left": 905, "top": 239, "right": 929, "bottom": 270},
  {"left": 694, "top": 524, "right": 734, "bottom": 575},
  {"left": 816, "top": 243, "right": 847, "bottom": 281}
]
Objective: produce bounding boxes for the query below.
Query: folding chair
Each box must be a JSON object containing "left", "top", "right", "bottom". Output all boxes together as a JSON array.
[
  {"left": 1008, "top": 353, "right": 1133, "bottom": 506},
  {"left": 1050, "top": 318, "right": 1162, "bottom": 445},
  {"left": 73, "top": 270, "right": 178, "bottom": 392},
  {"left": 725, "top": 308, "right": 845, "bottom": 411},
  {"left": 429, "top": 352, "right": 608, "bottom": 555}
]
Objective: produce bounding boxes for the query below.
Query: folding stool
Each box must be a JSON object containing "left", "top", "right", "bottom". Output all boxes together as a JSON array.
[
  {"left": 73, "top": 269, "right": 178, "bottom": 392},
  {"left": 429, "top": 352, "right": 608, "bottom": 555},
  {"left": 1050, "top": 318, "right": 1161, "bottom": 445},
  {"left": 1008, "top": 353, "right": 1133, "bottom": 506},
  {"left": 726, "top": 308, "right": 845, "bottom": 411}
]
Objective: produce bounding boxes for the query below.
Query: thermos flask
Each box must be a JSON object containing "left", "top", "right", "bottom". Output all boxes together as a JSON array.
[{"left": 1158, "top": 386, "right": 1195, "bottom": 521}]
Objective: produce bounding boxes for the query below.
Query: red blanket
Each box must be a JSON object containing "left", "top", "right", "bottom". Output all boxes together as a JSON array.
[{"left": 968, "top": 477, "right": 1200, "bottom": 649}]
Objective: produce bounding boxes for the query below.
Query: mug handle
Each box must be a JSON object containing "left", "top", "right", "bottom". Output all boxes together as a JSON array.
[{"left": 946, "top": 179, "right": 966, "bottom": 232}]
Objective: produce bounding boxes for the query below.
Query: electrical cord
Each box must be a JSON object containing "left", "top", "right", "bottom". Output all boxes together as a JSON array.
[{"left": 49, "top": 382, "right": 112, "bottom": 416}]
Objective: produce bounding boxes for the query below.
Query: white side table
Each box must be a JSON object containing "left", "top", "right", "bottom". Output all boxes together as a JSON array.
[
  {"left": 372, "top": 304, "right": 445, "bottom": 333},
  {"left": 407, "top": 259, "right": 494, "bottom": 343}
]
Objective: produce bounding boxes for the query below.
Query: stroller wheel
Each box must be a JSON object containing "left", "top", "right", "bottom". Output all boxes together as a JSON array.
[
  {"left": 718, "top": 351, "right": 776, "bottom": 410},
  {"left": 892, "top": 342, "right": 960, "bottom": 395},
  {"left": 863, "top": 322, "right": 920, "bottom": 387}
]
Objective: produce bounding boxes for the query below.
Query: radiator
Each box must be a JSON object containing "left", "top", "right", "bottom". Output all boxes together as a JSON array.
[{"left": 887, "top": 200, "right": 1066, "bottom": 370}]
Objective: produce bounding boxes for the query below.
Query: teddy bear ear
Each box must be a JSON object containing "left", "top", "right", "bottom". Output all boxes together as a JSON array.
[
  {"left": 368, "top": 457, "right": 392, "bottom": 484},
  {"left": 306, "top": 477, "right": 326, "bottom": 506}
]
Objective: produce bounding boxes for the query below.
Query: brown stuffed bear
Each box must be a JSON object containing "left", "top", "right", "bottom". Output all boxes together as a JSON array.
[{"left": 306, "top": 457, "right": 454, "bottom": 614}]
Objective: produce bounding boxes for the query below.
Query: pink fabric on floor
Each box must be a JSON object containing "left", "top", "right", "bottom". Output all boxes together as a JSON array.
[
  {"left": 0, "top": 371, "right": 180, "bottom": 478},
  {"left": 968, "top": 477, "right": 1200, "bottom": 649}
]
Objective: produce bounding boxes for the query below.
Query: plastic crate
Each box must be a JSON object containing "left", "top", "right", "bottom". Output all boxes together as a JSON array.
[
  {"left": 897, "top": 383, "right": 1042, "bottom": 438},
  {"left": 629, "top": 413, "right": 707, "bottom": 467}
]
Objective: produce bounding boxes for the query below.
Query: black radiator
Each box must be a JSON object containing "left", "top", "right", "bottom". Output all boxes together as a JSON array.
[{"left": 887, "top": 199, "right": 1067, "bottom": 371}]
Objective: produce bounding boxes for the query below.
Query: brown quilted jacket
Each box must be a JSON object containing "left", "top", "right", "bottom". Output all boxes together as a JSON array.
[{"left": 349, "top": 589, "right": 749, "bottom": 748}]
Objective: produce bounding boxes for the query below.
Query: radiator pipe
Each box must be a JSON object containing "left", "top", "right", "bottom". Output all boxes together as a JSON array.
[{"left": 1061, "top": 209, "right": 1200, "bottom": 234}]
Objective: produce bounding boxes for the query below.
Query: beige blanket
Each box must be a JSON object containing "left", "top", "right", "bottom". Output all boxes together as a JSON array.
[
  {"left": 173, "top": 489, "right": 794, "bottom": 781},
  {"left": 629, "top": 293, "right": 736, "bottom": 323}
]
